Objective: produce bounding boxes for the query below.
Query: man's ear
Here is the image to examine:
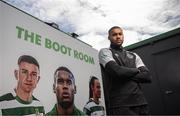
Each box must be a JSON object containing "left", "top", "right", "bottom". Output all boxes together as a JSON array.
[
  {"left": 37, "top": 76, "right": 40, "bottom": 83},
  {"left": 74, "top": 85, "right": 77, "bottom": 94},
  {"left": 108, "top": 36, "right": 110, "bottom": 40},
  {"left": 53, "top": 84, "right": 56, "bottom": 93},
  {"left": 14, "top": 70, "right": 18, "bottom": 80}
]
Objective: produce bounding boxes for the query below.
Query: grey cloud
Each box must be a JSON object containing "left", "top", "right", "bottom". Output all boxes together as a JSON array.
[
  {"left": 168, "top": 15, "right": 180, "bottom": 26},
  {"left": 6, "top": 0, "right": 36, "bottom": 11},
  {"left": 162, "top": 14, "right": 180, "bottom": 27},
  {"left": 56, "top": 20, "right": 75, "bottom": 33},
  {"left": 6, "top": 0, "right": 43, "bottom": 19},
  {"left": 123, "top": 26, "right": 158, "bottom": 37},
  {"left": 77, "top": 0, "right": 106, "bottom": 17},
  {"left": 149, "top": 0, "right": 180, "bottom": 28}
]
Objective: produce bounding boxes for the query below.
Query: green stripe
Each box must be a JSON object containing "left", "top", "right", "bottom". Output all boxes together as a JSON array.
[
  {"left": 83, "top": 107, "right": 91, "bottom": 115},
  {"left": 90, "top": 106, "right": 104, "bottom": 112},
  {"left": 32, "top": 96, "right": 39, "bottom": 101},
  {"left": 0, "top": 93, "right": 15, "bottom": 101},
  {"left": 2, "top": 106, "right": 45, "bottom": 115},
  {"left": 15, "top": 95, "right": 32, "bottom": 104}
]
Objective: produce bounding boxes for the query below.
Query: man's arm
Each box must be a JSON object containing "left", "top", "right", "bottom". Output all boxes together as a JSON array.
[
  {"left": 132, "top": 53, "right": 152, "bottom": 83},
  {"left": 99, "top": 48, "right": 139, "bottom": 80}
]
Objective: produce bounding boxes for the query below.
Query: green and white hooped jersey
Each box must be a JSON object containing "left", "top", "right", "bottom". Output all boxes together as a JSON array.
[
  {"left": 83, "top": 99, "right": 105, "bottom": 116},
  {"left": 0, "top": 90, "right": 45, "bottom": 116}
]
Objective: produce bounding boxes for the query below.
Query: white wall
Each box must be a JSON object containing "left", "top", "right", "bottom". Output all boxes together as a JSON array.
[{"left": 0, "top": 1, "right": 105, "bottom": 113}]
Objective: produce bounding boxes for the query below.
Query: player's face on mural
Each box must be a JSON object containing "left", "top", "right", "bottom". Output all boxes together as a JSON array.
[
  {"left": 93, "top": 79, "right": 101, "bottom": 99},
  {"left": 15, "top": 62, "right": 40, "bottom": 93},
  {"left": 54, "top": 70, "right": 76, "bottom": 109}
]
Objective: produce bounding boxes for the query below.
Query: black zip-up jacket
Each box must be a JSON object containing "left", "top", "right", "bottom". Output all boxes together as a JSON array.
[{"left": 99, "top": 44, "right": 151, "bottom": 109}]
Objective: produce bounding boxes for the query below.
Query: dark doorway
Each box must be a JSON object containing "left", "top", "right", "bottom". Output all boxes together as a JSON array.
[{"left": 153, "top": 47, "right": 180, "bottom": 114}]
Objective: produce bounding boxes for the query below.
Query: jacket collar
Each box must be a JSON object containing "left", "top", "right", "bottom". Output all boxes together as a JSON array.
[{"left": 110, "top": 43, "right": 123, "bottom": 51}]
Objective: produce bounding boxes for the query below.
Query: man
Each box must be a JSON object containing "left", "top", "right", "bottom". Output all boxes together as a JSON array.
[
  {"left": 46, "top": 66, "right": 84, "bottom": 115},
  {"left": 83, "top": 76, "right": 105, "bottom": 115},
  {"left": 99, "top": 26, "right": 152, "bottom": 115},
  {"left": 0, "top": 55, "right": 45, "bottom": 115}
]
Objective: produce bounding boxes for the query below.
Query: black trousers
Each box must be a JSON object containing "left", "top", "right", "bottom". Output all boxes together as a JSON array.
[{"left": 108, "top": 104, "right": 149, "bottom": 115}]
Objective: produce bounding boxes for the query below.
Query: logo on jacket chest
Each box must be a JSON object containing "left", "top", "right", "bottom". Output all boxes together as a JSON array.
[
  {"left": 114, "top": 53, "right": 119, "bottom": 57},
  {"left": 114, "top": 52, "right": 134, "bottom": 59},
  {"left": 127, "top": 52, "right": 134, "bottom": 59}
]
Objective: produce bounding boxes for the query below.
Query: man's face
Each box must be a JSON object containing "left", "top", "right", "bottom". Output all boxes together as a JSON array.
[
  {"left": 108, "top": 28, "right": 124, "bottom": 46},
  {"left": 54, "top": 70, "right": 76, "bottom": 109},
  {"left": 93, "top": 79, "right": 101, "bottom": 99},
  {"left": 16, "top": 62, "right": 40, "bottom": 93}
]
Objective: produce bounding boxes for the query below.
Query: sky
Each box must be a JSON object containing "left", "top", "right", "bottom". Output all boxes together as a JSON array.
[{"left": 5, "top": 0, "right": 180, "bottom": 50}]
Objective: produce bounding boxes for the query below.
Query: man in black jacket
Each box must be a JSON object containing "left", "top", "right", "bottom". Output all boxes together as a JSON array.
[{"left": 99, "top": 26, "right": 152, "bottom": 115}]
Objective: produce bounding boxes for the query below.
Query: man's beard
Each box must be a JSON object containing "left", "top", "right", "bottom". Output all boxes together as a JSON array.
[{"left": 58, "top": 98, "right": 74, "bottom": 109}]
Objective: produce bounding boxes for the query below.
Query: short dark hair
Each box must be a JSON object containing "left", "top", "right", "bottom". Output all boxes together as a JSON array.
[
  {"left": 18, "top": 55, "right": 39, "bottom": 69},
  {"left": 54, "top": 66, "right": 75, "bottom": 84},
  {"left": 89, "top": 76, "right": 99, "bottom": 99},
  {"left": 108, "top": 26, "right": 122, "bottom": 35}
]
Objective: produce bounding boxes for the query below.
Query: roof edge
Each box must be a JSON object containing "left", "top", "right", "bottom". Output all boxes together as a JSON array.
[{"left": 125, "top": 27, "right": 180, "bottom": 50}]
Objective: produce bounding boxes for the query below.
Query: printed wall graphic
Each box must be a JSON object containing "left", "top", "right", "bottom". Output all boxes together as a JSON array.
[
  {"left": 83, "top": 76, "right": 105, "bottom": 115},
  {"left": 0, "top": 1, "right": 105, "bottom": 115}
]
